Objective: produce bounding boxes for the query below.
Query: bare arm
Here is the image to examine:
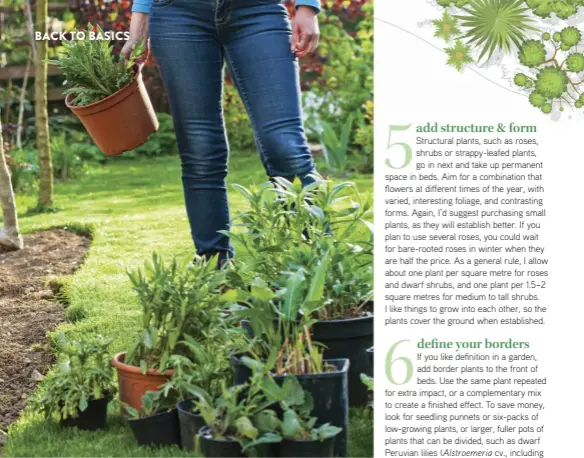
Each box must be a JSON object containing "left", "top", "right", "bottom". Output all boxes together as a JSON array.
[
  {"left": 121, "top": 12, "right": 150, "bottom": 60},
  {"left": 292, "top": 6, "right": 320, "bottom": 58}
]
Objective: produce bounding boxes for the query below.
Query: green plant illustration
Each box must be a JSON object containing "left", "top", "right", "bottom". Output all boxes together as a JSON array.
[
  {"left": 431, "top": 0, "right": 584, "bottom": 115},
  {"left": 514, "top": 29, "right": 584, "bottom": 113},
  {"left": 433, "top": 11, "right": 462, "bottom": 41},
  {"left": 445, "top": 39, "right": 475, "bottom": 70},
  {"left": 433, "top": 0, "right": 536, "bottom": 66},
  {"left": 457, "top": 0, "right": 536, "bottom": 61},
  {"left": 525, "top": 0, "right": 584, "bottom": 19}
]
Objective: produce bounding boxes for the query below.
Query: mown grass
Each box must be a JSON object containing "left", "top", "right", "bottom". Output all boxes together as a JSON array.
[{"left": 3, "top": 154, "right": 373, "bottom": 457}]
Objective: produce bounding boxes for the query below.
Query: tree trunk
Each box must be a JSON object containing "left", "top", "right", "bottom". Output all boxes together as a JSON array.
[
  {"left": 0, "top": 117, "right": 23, "bottom": 251},
  {"left": 16, "top": 52, "right": 31, "bottom": 149},
  {"left": 35, "top": 0, "right": 53, "bottom": 209}
]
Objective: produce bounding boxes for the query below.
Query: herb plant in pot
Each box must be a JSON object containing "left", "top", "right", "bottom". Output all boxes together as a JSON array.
[
  {"left": 47, "top": 24, "right": 158, "bottom": 156},
  {"left": 125, "top": 351, "right": 234, "bottom": 448},
  {"left": 30, "top": 333, "right": 116, "bottom": 431},
  {"left": 112, "top": 254, "right": 231, "bottom": 410}
]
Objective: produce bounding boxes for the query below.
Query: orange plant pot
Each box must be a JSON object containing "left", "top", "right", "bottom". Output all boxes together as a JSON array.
[
  {"left": 66, "top": 71, "right": 159, "bottom": 157},
  {"left": 111, "top": 352, "right": 174, "bottom": 411}
]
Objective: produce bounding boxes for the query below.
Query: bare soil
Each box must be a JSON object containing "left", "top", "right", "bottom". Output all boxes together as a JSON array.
[{"left": 0, "top": 229, "right": 89, "bottom": 444}]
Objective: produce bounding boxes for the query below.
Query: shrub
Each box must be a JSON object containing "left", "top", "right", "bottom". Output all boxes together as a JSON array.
[
  {"left": 29, "top": 334, "right": 116, "bottom": 421},
  {"left": 51, "top": 134, "right": 86, "bottom": 180},
  {"left": 126, "top": 113, "right": 178, "bottom": 157},
  {"left": 304, "top": 3, "right": 373, "bottom": 170},
  {"left": 223, "top": 83, "right": 256, "bottom": 152},
  {"left": 7, "top": 147, "right": 39, "bottom": 192},
  {"left": 317, "top": 116, "right": 354, "bottom": 172},
  {"left": 125, "top": 254, "right": 237, "bottom": 372}
]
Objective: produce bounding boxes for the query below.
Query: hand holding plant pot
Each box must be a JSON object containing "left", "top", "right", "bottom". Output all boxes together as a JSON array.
[
  {"left": 47, "top": 24, "right": 158, "bottom": 156},
  {"left": 30, "top": 333, "right": 116, "bottom": 431}
]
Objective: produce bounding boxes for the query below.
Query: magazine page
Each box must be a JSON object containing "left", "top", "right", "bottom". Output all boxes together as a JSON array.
[
  {"left": 0, "top": 0, "right": 579, "bottom": 457},
  {"left": 376, "top": 1, "right": 582, "bottom": 457},
  {"left": 0, "top": 1, "right": 375, "bottom": 457}
]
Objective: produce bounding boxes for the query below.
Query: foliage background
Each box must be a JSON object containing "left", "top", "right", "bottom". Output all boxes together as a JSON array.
[{"left": 0, "top": 0, "right": 373, "bottom": 181}]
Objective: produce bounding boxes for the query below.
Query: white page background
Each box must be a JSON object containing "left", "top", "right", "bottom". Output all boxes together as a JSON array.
[{"left": 374, "top": 1, "right": 584, "bottom": 455}]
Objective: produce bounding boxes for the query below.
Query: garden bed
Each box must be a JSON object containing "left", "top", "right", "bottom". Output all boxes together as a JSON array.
[{"left": 0, "top": 229, "right": 89, "bottom": 446}]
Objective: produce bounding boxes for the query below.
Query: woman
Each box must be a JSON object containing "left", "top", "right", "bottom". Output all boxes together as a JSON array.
[{"left": 122, "top": 0, "right": 321, "bottom": 263}]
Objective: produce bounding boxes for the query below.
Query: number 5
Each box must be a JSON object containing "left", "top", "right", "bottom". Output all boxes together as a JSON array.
[{"left": 386, "top": 124, "right": 413, "bottom": 169}]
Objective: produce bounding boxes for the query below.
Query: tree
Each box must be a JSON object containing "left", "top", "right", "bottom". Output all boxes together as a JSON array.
[
  {"left": 35, "top": 0, "right": 53, "bottom": 208},
  {"left": 0, "top": 119, "right": 23, "bottom": 251}
]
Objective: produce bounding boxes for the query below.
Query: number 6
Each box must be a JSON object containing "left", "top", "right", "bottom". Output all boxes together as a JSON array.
[{"left": 385, "top": 340, "right": 414, "bottom": 385}]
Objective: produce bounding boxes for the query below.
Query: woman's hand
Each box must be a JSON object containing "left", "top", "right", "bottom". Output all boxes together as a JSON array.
[
  {"left": 121, "top": 12, "right": 150, "bottom": 60},
  {"left": 292, "top": 6, "right": 320, "bottom": 58}
]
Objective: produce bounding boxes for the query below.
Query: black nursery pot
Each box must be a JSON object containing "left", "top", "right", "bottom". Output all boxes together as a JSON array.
[
  {"left": 177, "top": 400, "right": 206, "bottom": 451},
  {"left": 197, "top": 427, "right": 245, "bottom": 457},
  {"left": 240, "top": 303, "right": 373, "bottom": 407},
  {"left": 60, "top": 396, "right": 110, "bottom": 431},
  {"left": 311, "top": 303, "right": 373, "bottom": 407},
  {"left": 367, "top": 346, "right": 374, "bottom": 365},
  {"left": 128, "top": 408, "right": 181, "bottom": 447},
  {"left": 275, "top": 358, "right": 350, "bottom": 458},
  {"left": 280, "top": 436, "right": 335, "bottom": 458},
  {"left": 231, "top": 353, "right": 254, "bottom": 387}
]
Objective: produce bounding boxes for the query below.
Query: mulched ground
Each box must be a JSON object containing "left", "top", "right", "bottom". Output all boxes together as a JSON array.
[{"left": 0, "top": 229, "right": 89, "bottom": 445}]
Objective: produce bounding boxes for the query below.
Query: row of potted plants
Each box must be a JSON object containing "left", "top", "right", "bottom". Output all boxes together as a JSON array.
[{"left": 28, "top": 176, "right": 373, "bottom": 456}]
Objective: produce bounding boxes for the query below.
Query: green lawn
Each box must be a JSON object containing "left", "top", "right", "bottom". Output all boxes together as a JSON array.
[{"left": 3, "top": 154, "right": 373, "bottom": 457}]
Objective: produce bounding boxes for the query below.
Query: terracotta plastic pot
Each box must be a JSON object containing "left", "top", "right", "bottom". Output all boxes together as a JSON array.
[
  {"left": 111, "top": 352, "right": 173, "bottom": 411},
  {"left": 66, "top": 70, "right": 158, "bottom": 157}
]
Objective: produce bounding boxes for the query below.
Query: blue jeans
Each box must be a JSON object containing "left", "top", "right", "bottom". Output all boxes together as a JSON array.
[{"left": 149, "top": 0, "right": 316, "bottom": 261}]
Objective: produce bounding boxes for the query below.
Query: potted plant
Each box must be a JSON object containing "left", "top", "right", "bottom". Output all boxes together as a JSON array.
[
  {"left": 124, "top": 388, "right": 181, "bottom": 448},
  {"left": 192, "top": 378, "right": 281, "bottom": 457},
  {"left": 282, "top": 241, "right": 373, "bottom": 407},
  {"left": 254, "top": 371, "right": 343, "bottom": 458},
  {"left": 112, "top": 254, "right": 234, "bottom": 410},
  {"left": 226, "top": 177, "right": 374, "bottom": 406},
  {"left": 47, "top": 24, "right": 158, "bottom": 156},
  {"left": 30, "top": 333, "right": 116, "bottom": 431},
  {"left": 231, "top": 275, "right": 350, "bottom": 457},
  {"left": 175, "top": 338, "right": 238, "bottom": 451}
]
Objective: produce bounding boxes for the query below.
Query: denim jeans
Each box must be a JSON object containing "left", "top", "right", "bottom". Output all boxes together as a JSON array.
[{"left": 149, "top": 0, "right": 316, "bottom": 261}]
